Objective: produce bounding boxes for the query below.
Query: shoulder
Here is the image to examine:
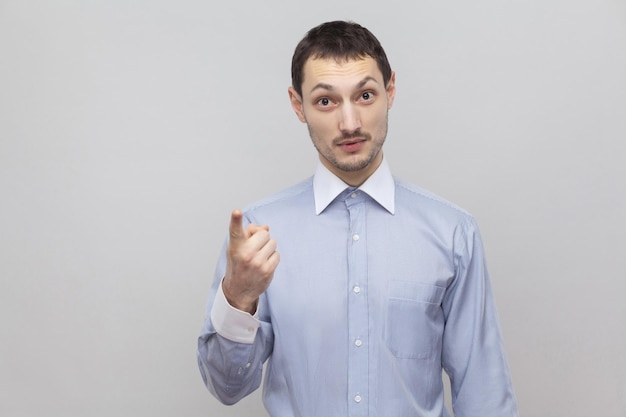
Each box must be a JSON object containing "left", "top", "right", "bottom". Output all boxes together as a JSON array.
[
  {"left": 242, "top": 177, "right": 314, "bottom": 222},
  {"left": 394, "top": 177, "right": 477, "bottom": 227}
]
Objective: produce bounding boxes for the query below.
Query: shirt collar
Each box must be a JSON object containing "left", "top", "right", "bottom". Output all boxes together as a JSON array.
[{"left": 313, "top": 157, "right": 395, "bottom": 215}]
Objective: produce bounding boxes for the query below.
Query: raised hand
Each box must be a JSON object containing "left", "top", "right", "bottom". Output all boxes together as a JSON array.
[{"left": 222, "top": 209, "right": 280, "bottom": 314}]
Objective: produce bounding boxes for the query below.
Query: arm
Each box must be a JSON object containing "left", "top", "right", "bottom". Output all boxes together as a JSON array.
[
  {"left": 442, "top": 218, "right": 519, "bottom": 417},
  {"left": 197, "top": 210, "right": 279, "bottom": 404}
]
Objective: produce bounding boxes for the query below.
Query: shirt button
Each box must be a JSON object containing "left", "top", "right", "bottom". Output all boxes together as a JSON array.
[
  {"left": 352, "top": 234, "right": 360, "bottom": 241},
  {"left": 355, "top": 338, "right": 362, "bottom": 347},
  {"left": 354, "top": 394, "right": 362, "bottom": 403},
  {"left": 351, "top": 192, "right": 358, "bottom": 198},
  {"left": 353, "top": 285, "right": 361, "bottom": 294}
]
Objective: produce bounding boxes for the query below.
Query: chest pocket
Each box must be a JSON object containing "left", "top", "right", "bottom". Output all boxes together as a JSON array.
[{"left": 384, "top": 280, "right": 446, "bottom": 359}]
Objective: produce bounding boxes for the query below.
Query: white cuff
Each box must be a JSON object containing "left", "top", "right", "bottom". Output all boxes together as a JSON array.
[{"left": 210, "top": 282, "right": 260, "bottom": 344}]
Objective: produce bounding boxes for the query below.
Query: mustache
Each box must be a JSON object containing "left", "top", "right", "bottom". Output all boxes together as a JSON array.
[{"left": 333, "top": 130, "right": 371, "bottom": 145}]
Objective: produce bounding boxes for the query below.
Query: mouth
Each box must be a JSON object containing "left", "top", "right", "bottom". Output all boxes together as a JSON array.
[{"left": 337, "top": 138, "right": 366, "bottom": 153}]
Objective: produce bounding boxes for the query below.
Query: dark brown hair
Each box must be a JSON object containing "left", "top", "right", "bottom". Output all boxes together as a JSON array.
[{"left": 291, "top": 21, "right": 392, "bottom": 96}]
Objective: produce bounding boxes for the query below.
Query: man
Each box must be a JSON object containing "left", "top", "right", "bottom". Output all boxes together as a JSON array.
[{"left": 198, "top": 20, "right": 519, "bottom": 417}]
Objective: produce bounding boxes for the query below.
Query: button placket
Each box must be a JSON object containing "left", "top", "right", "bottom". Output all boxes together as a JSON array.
[{"left": 346, "top": 191, "right": 369, "bottom": 415}]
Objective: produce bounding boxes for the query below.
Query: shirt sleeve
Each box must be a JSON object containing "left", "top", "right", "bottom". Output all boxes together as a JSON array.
[
  {"left": 442, "top": 218, "right": 519, "bottom": 417},
  {"left": 210, "top": 281, "right": 260, "bottom": 344},
  {"left": 197, "top": 238, "right": 273, "bottom": 406}
]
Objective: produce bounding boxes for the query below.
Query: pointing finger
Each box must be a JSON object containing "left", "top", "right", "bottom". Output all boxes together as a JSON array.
[{"left": 229, "top": 209, "right": 244, "bottom": 242}]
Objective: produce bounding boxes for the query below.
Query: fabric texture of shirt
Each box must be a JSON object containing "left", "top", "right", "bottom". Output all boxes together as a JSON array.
[{"left": 197, "top": 159, "right": 519, "bottom": 417}]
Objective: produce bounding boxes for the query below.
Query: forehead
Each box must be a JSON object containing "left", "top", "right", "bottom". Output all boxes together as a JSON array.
[{"left": 301, "top": 56, "right": 383, "bottom": 92}]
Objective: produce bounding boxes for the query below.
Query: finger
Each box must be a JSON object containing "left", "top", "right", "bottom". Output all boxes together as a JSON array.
[
  {"left": 266, "top": 250, "right": 281, "bottom": 272},
  {"left": 256, "top": 245, "right": 280, "bottom": 277},
  {"left": 244, "top": 223, "right": 270, "bottom": 239},
  {"left": 244, "top": 228, "right": 274, "bottom": 255},
  {"left": 255, "top": 236, "right": 277, "bottom": 260},
  {"left": 229, "top": 209, "right": 244, "bottom": 243}
]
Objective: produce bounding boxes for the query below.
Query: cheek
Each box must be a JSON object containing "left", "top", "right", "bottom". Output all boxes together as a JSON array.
[
  {"left": 307, "top": 113, "right": 335, "bottom": 136},
  {"left": 363, "top": 108, "right": 386, "bottom": 130}
]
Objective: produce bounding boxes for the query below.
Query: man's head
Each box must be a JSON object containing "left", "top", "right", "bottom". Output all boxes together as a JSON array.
[
  {"left": 291, "top": 21, "right": 393, "bottom": 97},
  {"left": 288, "top": 21, "right": 396, "bottom": 186}
]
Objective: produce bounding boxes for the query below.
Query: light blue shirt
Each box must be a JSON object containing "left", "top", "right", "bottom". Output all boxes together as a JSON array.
[{"left": 198, "top": 159, "right": 519, "bottom": 417}]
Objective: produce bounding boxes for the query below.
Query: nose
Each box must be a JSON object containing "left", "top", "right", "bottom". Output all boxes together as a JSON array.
[{"left": 338, "top": 103, "right": 361, "bottom": 133}]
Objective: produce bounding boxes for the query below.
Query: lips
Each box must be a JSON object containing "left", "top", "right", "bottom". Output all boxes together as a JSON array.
[{"left": 337, "top": 138, "right": 366, "bottom": 153}]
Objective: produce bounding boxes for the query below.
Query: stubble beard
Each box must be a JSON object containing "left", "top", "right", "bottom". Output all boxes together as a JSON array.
[{"left": 307, "top": 119, "right": 388, "bottom": 173}]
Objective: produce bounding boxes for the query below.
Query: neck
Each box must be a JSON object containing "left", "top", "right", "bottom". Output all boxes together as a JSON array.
[{"left": 325, "top": 152, "right": 383, "bottom": 187}]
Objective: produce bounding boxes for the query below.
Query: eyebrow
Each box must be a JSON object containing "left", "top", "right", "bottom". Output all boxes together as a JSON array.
[{"left": 309, "top": 76, "right": 380, "bottom": 94}]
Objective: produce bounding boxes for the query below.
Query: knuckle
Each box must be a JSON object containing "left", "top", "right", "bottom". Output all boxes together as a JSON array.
[
  {"left": 260, "top": 262, "right": 276, "bottom": 276},
  {"left": 240, "top": 252, "right": 255, "bottom": 264}
]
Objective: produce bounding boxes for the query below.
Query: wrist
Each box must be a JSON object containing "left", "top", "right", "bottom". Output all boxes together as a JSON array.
[{"left": 221, "top": 280, "right": 258, "bottom": 314}]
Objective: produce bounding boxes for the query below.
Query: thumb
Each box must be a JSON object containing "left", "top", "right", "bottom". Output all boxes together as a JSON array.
[{"left": 229, "top": 209, "right": 245, "bottom": 243}]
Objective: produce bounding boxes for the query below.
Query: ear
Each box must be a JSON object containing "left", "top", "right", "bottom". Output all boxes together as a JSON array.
[
  {"left": 386, "top": 71, "right": 396, "bottom": 109},
  {"left": 288, "top": 86, "right": 307, "bottom": 123}
]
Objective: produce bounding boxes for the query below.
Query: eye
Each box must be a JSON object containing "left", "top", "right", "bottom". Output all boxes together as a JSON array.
[
  {"left": 317, "top": 97, "right": 331, "bottom": 106},
  {"left": 360, "top": 91, "right": 375, "bottom": 102}
]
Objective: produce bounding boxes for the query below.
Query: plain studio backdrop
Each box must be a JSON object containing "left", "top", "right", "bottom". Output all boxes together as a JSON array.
[{"left": 1, "top": 1, "right": 625, "bottom": 416}]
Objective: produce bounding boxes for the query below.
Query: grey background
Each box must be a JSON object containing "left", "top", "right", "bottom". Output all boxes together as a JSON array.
[{"left": 1, "top": 0, "right": 625, "bottom": 416}]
